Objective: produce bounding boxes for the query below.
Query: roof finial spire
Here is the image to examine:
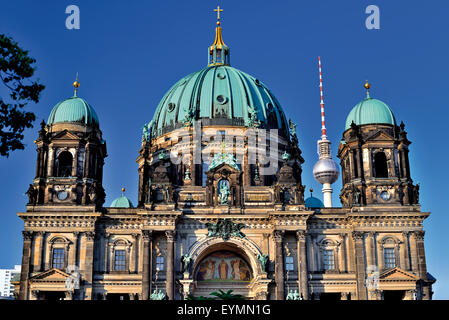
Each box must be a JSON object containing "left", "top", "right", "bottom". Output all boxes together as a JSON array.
[
  {"left": 214, "top": 5, "right": 223, "bottom": 25},
  {"left": 208, "top": 5, "right": 230, "bottom": 66},
  {"left": 73, "top": 72, "right": 80, "bottom": 97},
  {"left": 121, "top": 187, "right": 126, "bottom": 196},
  {"left": 364, "top": 80, "right": 371, "bottom": 99}
]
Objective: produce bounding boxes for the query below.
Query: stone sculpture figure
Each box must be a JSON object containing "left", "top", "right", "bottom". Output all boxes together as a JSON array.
[
  {"left": 257, "top": 254, "right": 269, "bottom": 273},
  {"left": 26, "top": 184, "right": 37, "bottom": 205}
]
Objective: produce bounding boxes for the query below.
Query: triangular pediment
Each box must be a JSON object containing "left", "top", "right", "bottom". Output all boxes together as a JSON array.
[
  {"left": 52, "top": 130, "right": 81, "bottom": 141},
  {"left": 209, "top": 162, "right": 240, "bottom": 173},
  {"left": 365, "top": 130, "right": 394, "bottom": 142},
  {"left": 29, "top": 268, "right": 70, "bottom": 281},
  {"left": 379, "top": 267, "right": 418, "bottom": 281}
]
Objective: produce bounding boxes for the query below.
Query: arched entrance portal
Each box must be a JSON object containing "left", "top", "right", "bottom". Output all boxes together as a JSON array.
[{"left": 192, "top": 243, "right": 253, "bottom": 299}]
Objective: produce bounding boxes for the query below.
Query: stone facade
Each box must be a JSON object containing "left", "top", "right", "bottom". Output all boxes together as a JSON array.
[{"left": 14, "top": 117, "right": 434, "bottom": 300}]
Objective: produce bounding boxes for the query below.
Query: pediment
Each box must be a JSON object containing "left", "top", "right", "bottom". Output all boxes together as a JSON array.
[
  {"left": 52, "top": 130, "right": 81, "bottom": 141},
  {"left": 365, "top": 130, "right": 394, "bottom": 142},
  {"left": 209, "top": 162, "right": 240, "bottom": 173},
  {"left": 379, "top": 267, "right": 418, "bottom": 281},
  {"left": 29, "top": 268, "right": 70, "bottom": 281}
]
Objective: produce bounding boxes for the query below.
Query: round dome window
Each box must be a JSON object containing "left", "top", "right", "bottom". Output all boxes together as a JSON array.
[
  {"left": 216, "top": 95, "right": 227, "bottom": 104},
  {"left": 167, "top": 103, "right": 176, "bottom": 112}
]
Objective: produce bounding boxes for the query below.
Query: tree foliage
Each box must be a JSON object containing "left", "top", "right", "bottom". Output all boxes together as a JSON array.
[
  {"left": 0, "top": 34, "right": 45, "bottom": 157},
  {"left": 186, "top": 290, "right": 245, "bottom": 300}
]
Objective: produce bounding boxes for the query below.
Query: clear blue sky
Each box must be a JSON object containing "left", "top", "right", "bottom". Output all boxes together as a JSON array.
[{"left": 1, "top": 0, "right": 448, "bottom": 298}]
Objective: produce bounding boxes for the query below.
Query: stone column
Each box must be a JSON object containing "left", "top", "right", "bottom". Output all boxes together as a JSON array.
[
  {"left": 402, "top": 232, "right": 410, "bottom": 271},
  {"left": 306, "top": 234, "right": 314, "bottom": 272},
  {"left": 352, "top": 231, "right": 367, "bottom": 300},
  {"left": 141, "top": 230, "right": 152, "bottom": 300},
  {"left": 274, "top": 230, "right": 285, "bottom": 300},
  {"left": 83, "top": 232, "right": 95, "bottom": 300},
  {"left": 19, "top": 231, "right": 34, "bottom": 300},
  {"left": 409, "top": 232, "right": 418, "bottom": 273},
  {"left": 165, "top": 231, "right": 176, "bottom": 300},
  {"left": 296, "top": 231, "right": 308, "bottom": 300},
  {"left": 366, "top": 232, "right": 374, "bottom": 269},
  {"left": 414, "top": 231, "right": 430, "bottom": 300}
]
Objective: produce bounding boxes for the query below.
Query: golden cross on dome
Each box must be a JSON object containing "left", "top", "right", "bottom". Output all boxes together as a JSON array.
[{"left": 214, "top": 5, "right": 223, "bottom": 22}]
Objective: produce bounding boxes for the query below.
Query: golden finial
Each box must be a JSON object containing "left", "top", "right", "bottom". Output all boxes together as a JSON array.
[
  {"left": 121, "top": 187, "right": 126, "bottom": 194},
  {"left": 364, "top": 80, "right": 371, "bottom": 98},
  {"left": 214, "top": 5, "right": 223, "bottom": 25},
  {"left": 73, "top": 72, "right": 80, "bottom": 96}
]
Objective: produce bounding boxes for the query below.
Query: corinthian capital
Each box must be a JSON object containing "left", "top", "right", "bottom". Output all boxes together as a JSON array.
[
  {"left": 273, "top": 230, "right": 284, "bottom": 243},
  {"left": 165, "top": 230, "right": 176, "bottom": 242},
  {"left": 296, "top": 230, "right": 306, "bottom": 241},
  {"left": 413, "top": 230, "right": 425, "bottom": 240},
  {"left": 351, "top": 231, "right": 365, "bottom": 241},
  {"left": 142, "top": 230, "right": 152, "bottom": 241},
  {"left": 22, "top": 231, "right": 34, "bottom": 241}
]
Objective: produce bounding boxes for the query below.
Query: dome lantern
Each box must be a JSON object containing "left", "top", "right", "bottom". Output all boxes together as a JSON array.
[{"left": 208, "top": 6, "right": 230, "bottom": 66}]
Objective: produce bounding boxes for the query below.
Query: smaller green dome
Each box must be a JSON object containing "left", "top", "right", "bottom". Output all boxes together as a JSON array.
[
  {"left": 110, "top": 195, "right": 134, "bottom": 208},
  {"left": 305, "top": 196, "right": 324, "bottom": 208},
  {"left": 345, "top": 97, "right": 396, "bottom": 131},
  {"left": 48, "top": 96, "right": 99, "bottom": 126}
]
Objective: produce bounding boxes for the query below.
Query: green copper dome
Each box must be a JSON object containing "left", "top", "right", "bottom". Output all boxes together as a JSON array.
[
  {"left": 305, "top": 196, "right": 324, "bottom": 208},
  {"left": 345, "top": 97, "right": 396, "bottom": 131},
  {"left": 110, "top": 195, "right": 134, "bottom": 208},
  {"left": 149, "top": 65, "right": 290, "bottom": 138},
  {"left": 48, "top": 95, "right": 99, "bottom": 127}
]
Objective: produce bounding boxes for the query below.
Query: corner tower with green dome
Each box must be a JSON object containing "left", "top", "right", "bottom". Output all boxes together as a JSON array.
[
  {"left": 338, "top": 82, "right": 418, "bottom": 207},
  {"left": 30, "top": 78, "right": 107, "bottom": 210}
]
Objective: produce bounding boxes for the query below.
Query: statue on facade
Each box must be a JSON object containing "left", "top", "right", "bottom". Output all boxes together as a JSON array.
[
  {"left": 352, "top": 185, "right": 361, "bottom": 205},
  {"left": 413, "top": 183, "right": 420, "bottom": 204},
  {"left": 26, "top": 184, "right": 37, "bottom": 205},
  {"left": 183, "top": 106, "right": 195, "bottom": 127},
  {"left": 286, "top": 289, "right": 302, "bottom": 300},
  {"left": 219, "top": 181, "right": 230, "bottom": 205},
  {"left": 245, "top": 105, "right": 261, "bottom": 128},
  {"left": 142, "top": 122, "right": 151, "bottom": 142},
  {"left": 257, "top": 254, "right": 269, "bottom": 273},
  {"left": 150, "top": 289, "right": 166, "bottom": 300},
  {"left": 181, "top": 254, "right": 193, "bottom": 273}
]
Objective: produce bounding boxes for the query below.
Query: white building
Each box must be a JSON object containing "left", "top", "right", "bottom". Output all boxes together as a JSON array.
[{"left": 0, "top": 265, "right": 21, "bottom": 298}]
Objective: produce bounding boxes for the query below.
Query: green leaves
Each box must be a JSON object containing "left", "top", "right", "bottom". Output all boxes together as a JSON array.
[
  {"left": 0, "top": 34, "right": 45, "bottom": 157},
  {"left": 186, "top": 290, "right": 245, "bottom": 300}
]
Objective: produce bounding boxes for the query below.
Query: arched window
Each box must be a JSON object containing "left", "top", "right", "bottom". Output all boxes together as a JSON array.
[
  {"left": 56, "top": 151, "right": 73, "bottom": 177},
  {"left": 202, "top": 161, "right": 209, "bottom": 187},
  {"left": 374, "top": 152, "right": 388, "bottom": 178}
]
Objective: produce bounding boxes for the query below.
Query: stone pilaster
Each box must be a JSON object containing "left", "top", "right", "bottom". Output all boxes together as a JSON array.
[
  {"left": 165, "top": 230, "right": 176, "bottom": 300},
  {"left": 414, "top": 231, "right": 430, "bottom": 300},
  {"left": 296, "top": 231, "right": 308, "bottom": 300},
  {"left": 132, "top": 234, "right": 139, "bottom": 273},
  {"left": 19, "top": 231, "right": 34, "bottom": 300},
  {"left": 141, "top": 230, "right": 152, "bottom": 300},
  {"left": 274, "top": 230, "right": 285, "bottom": 300},
  {"left": 402, "top": 232, "right": 410, "bottom": 271},
  {"left": 352, "top": 231, "right": 367, "bottom": 300},
  {"left": 34, "top": 231, "right": 45, "bottom": 272},
  {"left": 338, "top": 233, "right": 347, "bottom": 273},
  {"left": 83, "top": 232, "right": 95, "bottom": 300}
]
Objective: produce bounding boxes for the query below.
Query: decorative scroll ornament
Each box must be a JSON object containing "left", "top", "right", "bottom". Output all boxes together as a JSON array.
[{"left": 206, "top": 219, "right": 245, "bottom": 241}]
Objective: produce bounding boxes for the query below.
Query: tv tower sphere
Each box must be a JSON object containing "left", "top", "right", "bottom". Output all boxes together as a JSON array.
[{"left": 313, "top": 158, "right": 340, "bottom": 185}]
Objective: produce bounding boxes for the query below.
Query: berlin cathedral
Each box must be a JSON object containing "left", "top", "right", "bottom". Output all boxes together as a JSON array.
[{"left": 14, "top": 7, "right": 435, "bottom": 301}]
